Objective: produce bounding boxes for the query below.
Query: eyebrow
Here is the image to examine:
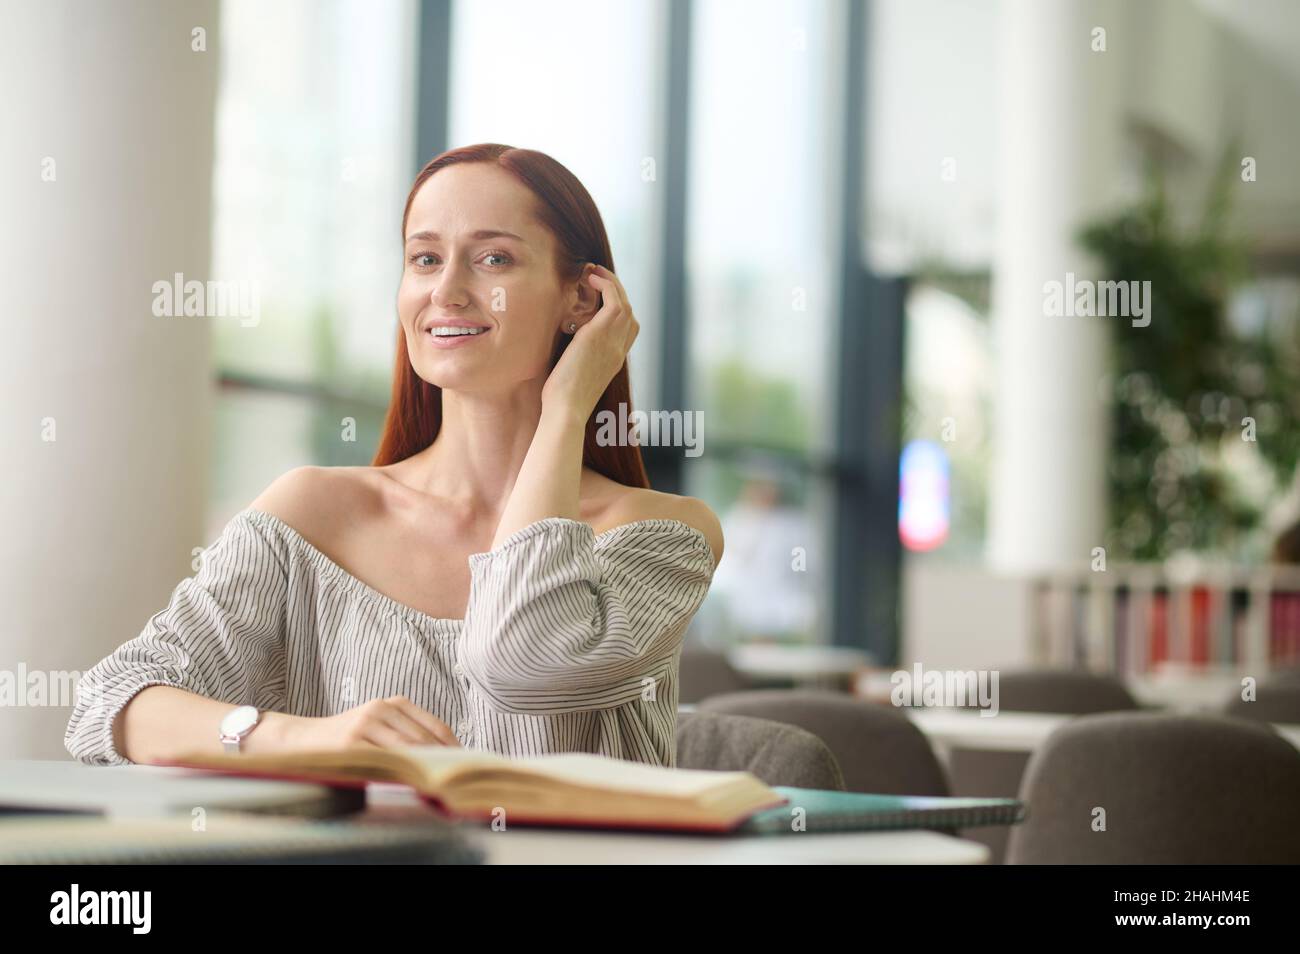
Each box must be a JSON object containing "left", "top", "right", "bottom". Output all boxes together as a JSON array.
[{"left": 405, "top": 229, "right": 527, "bottom": 245}]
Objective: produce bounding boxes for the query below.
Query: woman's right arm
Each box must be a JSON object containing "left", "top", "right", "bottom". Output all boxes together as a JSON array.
[
  {"left": 114, "top": 686, "right": 300, "bottom": 763},
  {"left": 65, "top": 509, "right": 292, "bottom": 766},
  {"left": 67, "top": 492, "right": 458, "bottom": 765},
  {"left": 115, "top": 687, "right": 458, "bottom": 764}
]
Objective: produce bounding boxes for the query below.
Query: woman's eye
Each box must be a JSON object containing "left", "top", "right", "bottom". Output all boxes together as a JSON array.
[{"left": 407, "top": 252, "right": 511, "bottom": 269}]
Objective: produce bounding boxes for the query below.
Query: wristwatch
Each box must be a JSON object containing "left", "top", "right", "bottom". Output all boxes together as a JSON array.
[{"left": 219, "top": 705, "right": 261, "bottom": 754}]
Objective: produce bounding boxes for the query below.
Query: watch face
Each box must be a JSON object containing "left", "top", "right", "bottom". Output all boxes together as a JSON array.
[{"left": 220, "top": 705, "right": 259, "bottom": 737}]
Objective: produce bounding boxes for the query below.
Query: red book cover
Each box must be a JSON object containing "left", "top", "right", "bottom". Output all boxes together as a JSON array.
[
  {"left": 1190, "top": 586, "right": 1210, "bottom": 666},
  {"left": 1289, "top": 593, "right": 1300, "bottom": 665},
  {"left": 1270, "top": 593, "right": 1285, "bottom": 666}
]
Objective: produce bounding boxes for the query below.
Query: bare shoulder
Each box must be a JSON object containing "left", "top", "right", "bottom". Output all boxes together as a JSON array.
[
  {"left": 247, "top": 465, "right": 374, "bottom": 540},
  {"left": 606, "top": 486, "right": 724, "bottom": 567},
  {"left": 671, "top": 495, "right": 725, "bottom": 568}
]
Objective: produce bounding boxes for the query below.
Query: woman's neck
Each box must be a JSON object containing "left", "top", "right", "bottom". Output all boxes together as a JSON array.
[{"left": 403, "top": 385, "right": 552, "bottom": 517}]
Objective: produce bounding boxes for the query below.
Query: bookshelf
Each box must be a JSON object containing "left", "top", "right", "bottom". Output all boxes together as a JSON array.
[{"left": 1031, "top": 563, "right": 1300, "bottom": 708}]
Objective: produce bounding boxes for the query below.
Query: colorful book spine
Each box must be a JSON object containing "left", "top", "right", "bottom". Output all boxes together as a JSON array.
[{"left": 1150, "top": 587, "right": 1169, "bottom": 671}]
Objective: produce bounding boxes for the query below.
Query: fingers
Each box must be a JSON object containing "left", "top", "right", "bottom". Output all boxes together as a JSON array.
[
  {"left": 377, "top": 701, "right": 452, "bottom": 748},
  {"left": 584, "top": 274, "right": 621, "bottom": 329},
  {"left": 387, "top": 696, "right": 460, "bottom": 746},
  {"left": 585, "top": 268, "right": 637, "bottom": 346},
  {"left": 361, "top": 723, "right": 411, "bottom": 749},
  {"left": 588, "top": 267, "right": 628, "bottom": 314},
  {"left": 377, "top": 706, "right": 441, "bottom": 745},
  {"left": 586, "top": 267, "right": 630, "bottom": 318},
  {"left": 358, "top": 696, "right": 459, "bottom": 748}
]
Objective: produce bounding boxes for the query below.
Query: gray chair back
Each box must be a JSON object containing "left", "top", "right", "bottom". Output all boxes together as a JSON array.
[
  {"left": 1007, "top": 711, "right": 1300, "bottom": 864},
  {"left": 675, "top": 710, "right": 845, "bottom": 791},
  {"left": 987, "top": 669, "right": 1140, "bottom": 714},
  {"left": 697, "top": 689, "right": 948, "bottom": 795},
  {"left": 678, "top": 647, "right": 749, "bottom": 704},
  {"left": 949, "top": 668, "right": 1142, "bottom": 864},
  {"left": 1221, "top": 678, "right": 1300, "bottom": 724}
]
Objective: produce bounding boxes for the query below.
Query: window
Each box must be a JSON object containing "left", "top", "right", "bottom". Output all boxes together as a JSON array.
[
  {"left": 683, "top": 0, "right": 842, "bottom": 647},
  {"left": 208, "top": 0, "right": 418, "bottom": 527},
  {"left": 899, "top": 275, "right": 993, "bottom": 557},
  {"left": 206, "top": 0, "right": 892, "bottom": 657},
  {"left": 448, "top": 0, "right": 664, "bottom": 409}
]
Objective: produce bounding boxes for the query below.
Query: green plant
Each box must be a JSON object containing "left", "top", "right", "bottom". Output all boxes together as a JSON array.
[{"left": 1080, "top": 151, "right": 1300, "bottom": 559}]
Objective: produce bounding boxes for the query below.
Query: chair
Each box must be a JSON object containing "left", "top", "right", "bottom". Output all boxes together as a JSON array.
[
  {"left": 696, "top": 689, "right": 949, "bottom": 796},
  {"left": 674, "top": 710, "right": 845, "bottom": 791},
  {"left": 678, "top": 646, "right": 749, "bottom": 704},
  {"left": 1006, "top": 711, "right": 1300, "bottom": 864},
  {"left": 1221, "top": 677, "right": 1300, "bottom": 724},
  {"left": 947, "top": 668, "right": 1142, "bottom": 864},
  {"left": 978, "top": 668, "right": 1140, "bottom": 714},
  {"left": 1268, "top": 664, "right": 1300, "bottom": 683}
]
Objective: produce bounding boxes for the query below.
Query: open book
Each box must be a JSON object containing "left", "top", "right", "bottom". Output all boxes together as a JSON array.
[{"left": 161, "top": 747, "right": 788, "bottom": 833}]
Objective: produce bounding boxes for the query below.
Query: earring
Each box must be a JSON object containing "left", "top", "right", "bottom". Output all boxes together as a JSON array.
[{"left": 567, "top": 321, "right": 577, "bottom": 334}]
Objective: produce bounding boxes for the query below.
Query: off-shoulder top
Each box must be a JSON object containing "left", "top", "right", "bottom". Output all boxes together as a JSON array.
[{"left": 64, "top": 507, "right": 717, "bottom": 769}]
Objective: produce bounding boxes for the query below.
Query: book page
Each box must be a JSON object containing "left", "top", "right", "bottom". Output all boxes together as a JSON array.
[
  {"left": 510, "top": 755, "right": 755, "bottom": 796},
  {"left": 395, "top": 747, "right": 764, "bottom": 798},
  {"left": 393, "top": 745, "right": 512, "bottom": 784}
]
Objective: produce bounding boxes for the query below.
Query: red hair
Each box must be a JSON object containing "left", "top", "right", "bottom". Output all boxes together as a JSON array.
[{"left": 371, "top": 143, "right": 650, "bottom": 489}]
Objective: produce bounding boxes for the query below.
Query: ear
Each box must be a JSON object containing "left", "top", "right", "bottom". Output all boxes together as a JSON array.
[{"left": 565, "top": 264, "right": 600, "bottom": 330}]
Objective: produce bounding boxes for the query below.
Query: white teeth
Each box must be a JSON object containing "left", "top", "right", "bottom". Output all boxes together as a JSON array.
[{"left": 431, "top": 326, "right": 487, "bottom": 337}]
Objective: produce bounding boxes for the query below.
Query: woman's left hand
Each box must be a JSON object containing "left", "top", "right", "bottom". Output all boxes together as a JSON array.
[{"left": 541, "top": 263, "right": 639, "bottom": 417}]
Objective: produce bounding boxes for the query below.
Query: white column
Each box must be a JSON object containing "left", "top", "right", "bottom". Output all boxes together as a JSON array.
[
  {"left": 986, "top": 0, "right": 1125, "bottom": 574},
  {"left": 0, "top": 1, "right": 220, "bottom": 758}
]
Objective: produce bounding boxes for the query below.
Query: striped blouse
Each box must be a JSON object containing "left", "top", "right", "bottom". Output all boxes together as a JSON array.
[{"left": 64, "top": 507, "right": 717, "bottom": 769}]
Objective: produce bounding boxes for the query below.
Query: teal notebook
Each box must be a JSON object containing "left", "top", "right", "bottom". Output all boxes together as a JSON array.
[{"left": 733, "top": 787, "right": 1026, "bottom": 836}]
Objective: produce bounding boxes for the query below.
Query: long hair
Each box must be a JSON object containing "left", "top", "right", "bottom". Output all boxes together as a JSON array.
[{"left": 371, "top": 143, "right": 649, "bottom": 489}]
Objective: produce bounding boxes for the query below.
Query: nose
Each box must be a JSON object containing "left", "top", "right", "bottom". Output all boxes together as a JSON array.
[{"left": 429, "top": 254, "right": 471, "bottom": 310}]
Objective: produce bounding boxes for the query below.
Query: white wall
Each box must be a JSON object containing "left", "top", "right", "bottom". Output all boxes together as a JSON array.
[
  {"left": 901, "top": 557, "right": 1035, "bottom": 671},
  {"left": 0, "top": 1, "right": 220, "bottom": 759}
]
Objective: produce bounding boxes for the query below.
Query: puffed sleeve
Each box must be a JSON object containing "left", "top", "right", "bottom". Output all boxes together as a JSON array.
[
  {"left": 64, "top": 511, "right": 289, "bottom": 766},
  {"left": 459, "top": 517, "right": 717, "bottom": 715}
]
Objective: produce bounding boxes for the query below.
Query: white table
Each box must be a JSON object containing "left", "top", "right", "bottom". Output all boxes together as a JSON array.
[
  {"left": 726, "top": 645, "right": 873, "bottom": 689},
  {"left": 365, "top": 784, "right": 989, "bottom": 864},
  {"left": 465, "top": 826, "right": 988, "bottom": 864},
  {"left": 1125, "top": 670, "right": 1261, "bottom": 711},
  {"left": 905, "top": 707, "right": 1300, "bottom": 759}
]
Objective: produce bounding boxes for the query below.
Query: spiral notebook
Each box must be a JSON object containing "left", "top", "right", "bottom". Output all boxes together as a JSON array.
[{"left": 732, "top": 787, "right": 1026, "bottom": 836}]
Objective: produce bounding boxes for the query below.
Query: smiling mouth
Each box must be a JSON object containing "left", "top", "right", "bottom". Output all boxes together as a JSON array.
[{"left": 427, "top": 326, "right": 491, "bottom": 339}]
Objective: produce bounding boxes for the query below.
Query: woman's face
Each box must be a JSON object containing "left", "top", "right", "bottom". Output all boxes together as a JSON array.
[{"left": 398, "top": 162, "right": 577, "bottom": 395}]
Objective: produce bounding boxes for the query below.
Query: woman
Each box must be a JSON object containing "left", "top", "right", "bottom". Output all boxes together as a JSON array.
[{"left": 65, "top": 144, "right": 723, "bottom": 769}]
